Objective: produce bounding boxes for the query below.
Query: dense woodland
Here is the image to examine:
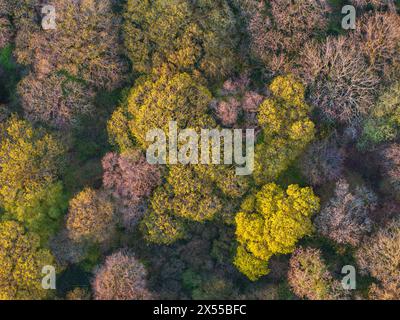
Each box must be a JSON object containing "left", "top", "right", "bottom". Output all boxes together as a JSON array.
[{"left": 0, "top": 0, "right": 399, "bottom": 300}]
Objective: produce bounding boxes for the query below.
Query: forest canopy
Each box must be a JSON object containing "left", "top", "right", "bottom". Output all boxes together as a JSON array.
[{"left": 0, "top": 0, "right": 399, "bottom": 301}]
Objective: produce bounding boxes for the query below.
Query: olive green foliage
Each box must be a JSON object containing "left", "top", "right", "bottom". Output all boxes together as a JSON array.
[
  {"left": 127, "top": 72, "right": 214, "bottom": 150},
  {"left": 123, "top": 0, "right": 239, "bottom": 80},
  {"left": 359, "top": 81, "right": 400, "bottom": 149},
  {"left": 0, "top": 221, "right": 55, "bottom": 300},
  {"left": 0, "top": 116, "right": 67, "bottom": 240},
  {"left": 140, "top": 184, "right": 187, "bottom": 245}
]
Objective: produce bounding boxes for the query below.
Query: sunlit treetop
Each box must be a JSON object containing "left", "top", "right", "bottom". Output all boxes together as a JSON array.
[
  {"left": 0, "top": 221, "right": 55, "bottom": 300},
  {"left": 0, "top": 116, "right": 66, "bottom": 240},
  {"left": 123, "top": 0, "right": 239, "bottom": 80},
  {"left": 234, "top": 183, "right": 320, "bottom": 280},
  {"left": 254, "top": 75, "right": 315, "bottom": 184}
]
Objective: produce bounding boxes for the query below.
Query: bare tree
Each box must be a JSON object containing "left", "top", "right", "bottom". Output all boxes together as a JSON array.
[
  {"left": 92, "top": 250, "right": 153, "bottom": 300},
  {"left": 18, "top": 73, "right": 94, "bottom": 129},
  {"left": 299, "top": 36, "right": 379, "bottom": 123},
  {"left": 102, "top": 151, "right": 161, "bottom": 229},
  {"left": 244, "top": 0, "right": 330, "bottom": 74},
  {"left": 356, "top": 218, "right": 400, "bottom": 300},
  {"left": 357, "top": 11, "right": 400, "bottom": 80},
  {"left": 288, "top": 247, "right": 345, "bottom": 300},
  {"left": 315, "top": 178, "right": 376, "bottom": 246}
]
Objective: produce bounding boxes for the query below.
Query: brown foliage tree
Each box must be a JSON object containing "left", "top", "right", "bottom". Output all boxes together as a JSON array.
[
  {"left": 215, "top": 98, "right": 241, "bottom": 127},
  {"left": 213, "top": 75, "right": 264, "bottom": 128},
  {"left": 65, "top": 287, "right": 91, "bottom": 300},
  {"left": 14, "top": 0, "right": 127, "bottom": 90},
  {"left": 357, "top": 11, "right": 400, "bottom": 81},
  {"left": 102, "top": 151, "right": 161, "bottom": 205},
  {"left": 369, "top": 281, "right": 400, "bottom": 300},
  {"left": 239, "top": 0, "right": 330, "bottom": 74},
  {"left": 351, "top": 0, "right": 396, "bottom": 9},
  {"left": 0, "top": 17, "right": 13, "bottom": 48}
]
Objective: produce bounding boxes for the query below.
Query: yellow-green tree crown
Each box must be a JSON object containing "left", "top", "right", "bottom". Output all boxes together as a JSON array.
[
  {"left": 255, "top": 75, "right": 315, "bottom": 184},
  {"left": 123, "top": 0, "right": 238, "bottom": 79},
  {"left": 108, "top": 72, "right": 249, "bottom": 244},
  {"left": 234, "top": 183, "right": 320, "bottom": 281},
  {"left": 0, "top": 221, "right": 55, "bottom": 300},
  {"left": 0, "top": 116, "right": 66, "bottom": 240}
]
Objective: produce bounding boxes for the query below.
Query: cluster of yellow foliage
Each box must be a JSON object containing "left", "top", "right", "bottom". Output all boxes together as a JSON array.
[
  {"left": 0, "top": 221, "right": 54, "bottom": 300},
  {"left": 108, "top": 72, "right": 214, "bottom": 153},
  {"left": 254, "top": 75, "right": 315, "bottom": 184},
  {"left": 234, "top": 183, "right": 320, "bottom": 281},
  {"left": 109, "top": 72, "right": 249, "bottom": 244},
  {"left": 127, "top": 72, "right": 214, "bottom": 150},
  {"left": 66, "top": 188, "right": 115, "bottom": 244},
  {"left": 0, "top": 116, "right": 65, "bottom": 240},
  {"left": 141, "top": 184, "right": 186, "bottom": 245}
]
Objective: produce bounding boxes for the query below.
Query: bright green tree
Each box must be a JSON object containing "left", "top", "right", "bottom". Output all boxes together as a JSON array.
[{"left": 234, "top": 183, "right": 320, "bottom": 281}]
